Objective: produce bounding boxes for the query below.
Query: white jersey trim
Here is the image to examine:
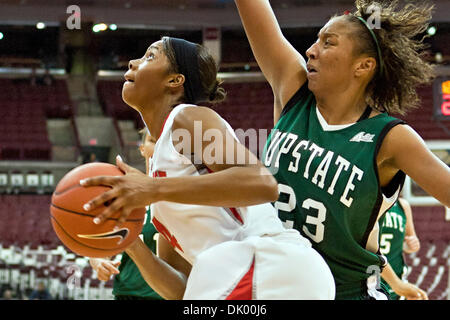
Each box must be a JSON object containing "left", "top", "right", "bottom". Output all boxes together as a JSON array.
[
  {"left": 365, "top": 184, "right": 402, "bottom": 252},
  {"left": 315, "top": 106, "right": 356, "bottom": 132}
]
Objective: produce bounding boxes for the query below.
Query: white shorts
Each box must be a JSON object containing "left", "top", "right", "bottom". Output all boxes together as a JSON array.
[{"left": 183, "top": 229, "right": 335, "bottom": 300}]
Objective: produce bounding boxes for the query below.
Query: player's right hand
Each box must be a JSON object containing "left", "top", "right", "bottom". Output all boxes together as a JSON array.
[
  {"left": 404, "top": 235, "right": 420, "bottom": 253},
  {"left": 394, "top": 281, "right": 428, "bottom": 300},
  {"left": 89, "top": 258, "right": 121, "bottom": 281},
  {"left": 80, "top": 155, "right": 157, "bottom": 229}
]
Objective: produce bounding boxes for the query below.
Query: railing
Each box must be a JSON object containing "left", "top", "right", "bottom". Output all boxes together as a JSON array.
[{"left": 0, "top": 160, "right": 78, "bottom": 194}]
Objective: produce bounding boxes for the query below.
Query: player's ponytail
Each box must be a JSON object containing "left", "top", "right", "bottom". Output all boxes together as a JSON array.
[
  {"left": 207, "top": 79, "right": 227, "bottom": 104},
  {"left": 197, "top": 44, "right": 227, "bottom": 104},
  {"left": 162, "top": 36, "right": 226, "bottom": 105}
]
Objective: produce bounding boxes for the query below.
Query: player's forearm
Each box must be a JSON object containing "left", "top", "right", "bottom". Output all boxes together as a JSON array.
[
  {"left": 125, "top": 239, "right": 187, "bottom": 300},
  {"left": 381, "top": 263, "right": 402, "bottom": 289},
  {"left": 235, "top": 0, "right": 282, "bottom": 49},
  {"left": 234, "top": 0, "right": 286, "bottom": 83},
  {"left": 154, "top": 166, "right": 278, "bottom": 207}
]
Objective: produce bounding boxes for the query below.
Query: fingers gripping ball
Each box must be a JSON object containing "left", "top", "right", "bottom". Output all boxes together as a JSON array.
[{"left": 50, "top": 162, "right": 146, "bottom": 258}]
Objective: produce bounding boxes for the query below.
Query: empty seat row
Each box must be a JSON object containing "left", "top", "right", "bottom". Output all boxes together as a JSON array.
[
  {"left": 0, "top": 249, "right": 115, "bottom": 299},
  {"left": 400, "top": 86, "right": 450, "bottom": 140},
  {"left": 96, "top": 80, "right": 143, "bottom": 128},
  {"left": 404, "top": 241, "right": 449, "bottom": 300},
  {"left": 0, "top": 78, "right": 74, "bottom": 160}
]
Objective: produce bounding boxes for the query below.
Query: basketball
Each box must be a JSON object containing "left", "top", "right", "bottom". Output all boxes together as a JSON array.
[{"left": 50, "top": 162, "right": 146, "bottom": 258}]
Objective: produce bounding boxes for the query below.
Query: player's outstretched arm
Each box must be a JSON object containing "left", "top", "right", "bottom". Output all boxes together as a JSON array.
[
  {"left": 381, "top": 263, "right": 428, "bottom": 300},
  {"left": 125, "top": 236, "right": 191, "bottom": 300},
  {"left": 234, "top": 0, "right": 307, "bottom": 114},
  {"left": 379, "top": 125, "right": 450, "bottom": 207}
]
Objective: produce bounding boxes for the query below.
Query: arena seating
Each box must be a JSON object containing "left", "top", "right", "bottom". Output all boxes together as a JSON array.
[
  {"left": 211, "top": 82, "right": 274, "bottom": 131},
  {"left": 0, "top": 194, "right": 59, "bottom": 248},
  {"left": 399, "top": 85, "right": 450, "bottom": 140},
  {"left": 209, "top": 81, "right": 275, "bottom": 157},
  {"left": 0, "top": 78, "right": 73, "bottom": 160},
  {"left": 220, "top": 35, "right": 257, "bottom": 71},
  {"left": 404, "top": 206, "right": 450, "bottom": 300},
  {"left": 0, "top": 194, "right": 448, "bottom": 299},
  {"left": 0, "top": 194, "right": 115, "bottom": 299},
  {"left": 96, "top": 80, "right": 143, "bottom": 128}
]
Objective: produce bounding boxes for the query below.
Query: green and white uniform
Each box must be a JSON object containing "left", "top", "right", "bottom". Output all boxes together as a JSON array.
[
  {"left": 262, "top": 82, "right": 405, "bottom": 300},
  {"left": 379, "top": 201, "right": 409, "bottom": 300},
  {"left": 113, "top": 207, "right": 163, "bottom": 300}
]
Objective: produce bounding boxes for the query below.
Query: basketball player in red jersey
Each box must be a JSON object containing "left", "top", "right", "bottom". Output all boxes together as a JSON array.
[{"left": 80, "top": 37, "right": 335, "bottom": 300}]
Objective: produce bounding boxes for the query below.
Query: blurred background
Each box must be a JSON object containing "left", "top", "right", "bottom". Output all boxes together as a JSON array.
[{"left": 0, "top": 0, "right": 448, "bottom": 300}]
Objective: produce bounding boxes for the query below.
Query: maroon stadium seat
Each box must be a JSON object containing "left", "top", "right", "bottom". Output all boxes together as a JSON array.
[{"left": 0, "top": 78, "right": 73, "bottom": 160}]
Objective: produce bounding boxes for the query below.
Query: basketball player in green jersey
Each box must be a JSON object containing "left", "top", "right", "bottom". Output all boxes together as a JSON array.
[
  {"left": 235, "top": 0, "right": 450, "bottom": 299},
  {"left": 379, "top": 198, "right": 428, "bottom": 300},
  {"left": 89, "top": 130, "right": 163, "bottom": 300}
]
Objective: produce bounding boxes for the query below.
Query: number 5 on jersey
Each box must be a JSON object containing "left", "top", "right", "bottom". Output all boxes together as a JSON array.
[
  {"left": 379, "top": 233, "right": 393, "bottom": 255},
  {"left": 274, "top": 184, "right": 327, "bottom": 243}
]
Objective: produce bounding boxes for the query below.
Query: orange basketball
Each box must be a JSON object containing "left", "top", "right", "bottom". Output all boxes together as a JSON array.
[{"left": 50, "top": 162, "right": 146, "bottom": 258}]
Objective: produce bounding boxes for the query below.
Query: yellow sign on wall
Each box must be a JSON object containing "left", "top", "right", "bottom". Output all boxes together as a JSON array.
[{"left": 442, "top": 80, "right": 450, "bottom": 95}]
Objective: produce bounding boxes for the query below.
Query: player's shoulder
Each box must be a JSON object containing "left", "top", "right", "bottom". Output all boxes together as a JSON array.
[
  {"left": 381, "top": 122, "right": 425, "bottom": 153},
  {"left": 175, "top": 105, "right": 217, "bottom": 119},
  {"left": 376, "top": 122, "right": 429, "bottom": 175},
  {"left": 172, "top": 105, "right": 224, "bottom": 133}
]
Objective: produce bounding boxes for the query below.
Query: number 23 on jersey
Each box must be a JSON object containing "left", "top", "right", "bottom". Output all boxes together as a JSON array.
[{"left": 275, "top": 184, "right": 327, "bottom": 243}]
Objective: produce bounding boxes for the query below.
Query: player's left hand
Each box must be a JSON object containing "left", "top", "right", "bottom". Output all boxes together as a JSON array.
[
  {"left": 394, "top": 281, "right": 428, "bottom": 300},
  {"left": 404, "top": 235, "right": 420, "bottom": 253},
  {"left": 80, "top": 155, "right": 158, "bottom": 228},
  {"left": 89, "top": 258, "right": 121, "bottom": 281}
]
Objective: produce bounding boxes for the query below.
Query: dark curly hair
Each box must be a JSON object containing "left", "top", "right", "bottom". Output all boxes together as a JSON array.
[{"left": 341, "top": 0, "right": 435, "bottom": 115}]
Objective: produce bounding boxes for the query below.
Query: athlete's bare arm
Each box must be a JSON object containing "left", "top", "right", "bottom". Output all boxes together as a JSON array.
[
  {"left": 234, "top": 0, "right": 307, "bottom": 116},
  {"left": 400, "top": 198, "right": 421, "bottom": 254},
  {"left": 160, "top": 106, "right": 278, "bottom": 205},
  {"left": 125, "top": 236, "right": 191, "bottom": 300},
  {"left": 377, "top": 125, "right": 450, "bottom": 207},
  {"left": 381, "top": 263, "right": 428, "bottom": 300},
  {"left": 80, "top": 107, "right": 278, "bottom": 226},
  {"left": 273, "top": 92, "right": 283, "bottom": 125}
]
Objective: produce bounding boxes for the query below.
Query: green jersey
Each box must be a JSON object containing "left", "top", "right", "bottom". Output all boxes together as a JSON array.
[
  {"left": 379, "top": 201, "right": 408, "bottom": 300},
  {"left": 113, "top": 208, "right": 163, "bottom": 300},
  {"left": 263, "top": 83, "right": 405, "bottom": 299}
]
